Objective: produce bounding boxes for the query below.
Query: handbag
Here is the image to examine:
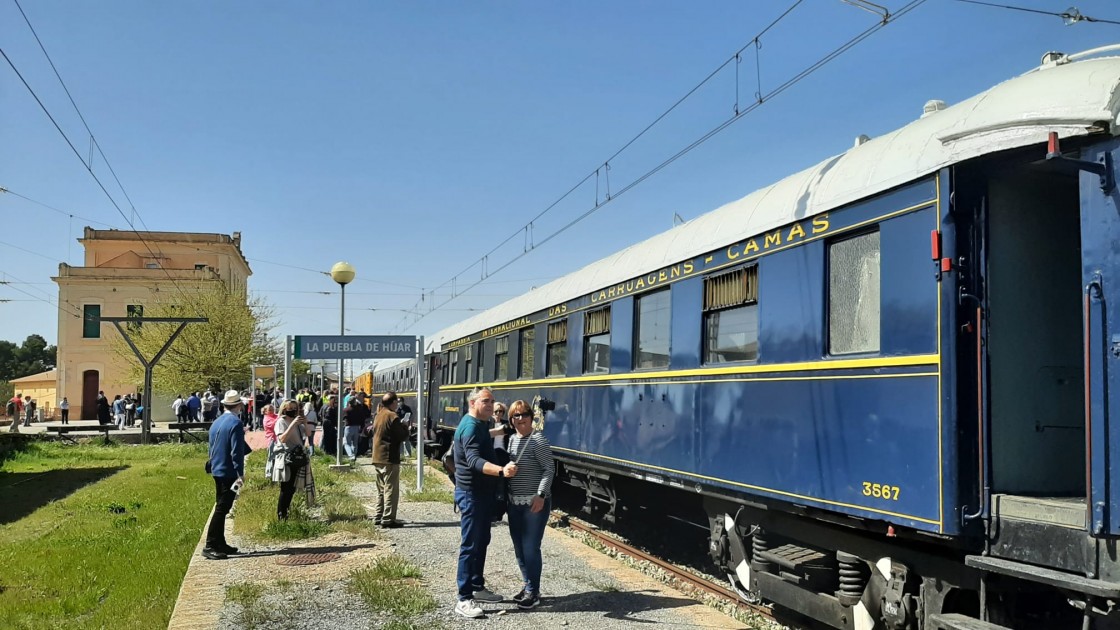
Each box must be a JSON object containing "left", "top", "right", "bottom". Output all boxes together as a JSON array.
[{"left": 286, "top": 445, "right": 309, "bottom": 468}]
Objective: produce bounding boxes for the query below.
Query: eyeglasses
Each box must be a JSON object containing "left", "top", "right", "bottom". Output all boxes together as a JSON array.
[
  {"left": 511, "top": 413, "right": 530, "bottom": 419},
  {"left": 494, "top": 410, "right": 506, "bottom": 415}
]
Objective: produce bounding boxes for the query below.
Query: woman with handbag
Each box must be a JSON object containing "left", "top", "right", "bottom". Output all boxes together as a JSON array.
[{"left": 272, "top": 400, "right": 312, "bottom": 520}]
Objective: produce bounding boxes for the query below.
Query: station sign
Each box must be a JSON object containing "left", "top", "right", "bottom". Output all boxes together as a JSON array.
[{"left": 294, "top": 335, "right": 417, "bottom": 360}]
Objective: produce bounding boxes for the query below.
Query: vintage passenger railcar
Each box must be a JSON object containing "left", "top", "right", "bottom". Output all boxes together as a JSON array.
[{"left": 422, "top": 47, "right": 1120, "bottom": 629}]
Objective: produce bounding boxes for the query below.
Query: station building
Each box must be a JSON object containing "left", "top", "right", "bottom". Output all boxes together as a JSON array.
[{"left": 52, "top": 227, "right": 251, "bottom": 420}]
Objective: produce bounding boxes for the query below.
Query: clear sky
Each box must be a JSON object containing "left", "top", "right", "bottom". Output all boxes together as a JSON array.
[{"left": 2, "top": 1, "right": 1117, "bottom": 369}]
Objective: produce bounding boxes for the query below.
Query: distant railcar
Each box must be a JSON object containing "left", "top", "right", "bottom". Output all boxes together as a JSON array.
[{"left": 422, "top": 47, "right": 1120, "bottom": 629}]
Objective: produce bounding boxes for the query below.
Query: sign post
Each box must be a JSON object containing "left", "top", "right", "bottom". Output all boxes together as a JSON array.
[
  {"left": 283, "top": 335, "right": 293, "bottom": 398},
  {"left": 293, "top": 335, "right": 419, "bottom": 470},
  {"left": 415, "top": 335, "right": 425, "bottom": 491}
]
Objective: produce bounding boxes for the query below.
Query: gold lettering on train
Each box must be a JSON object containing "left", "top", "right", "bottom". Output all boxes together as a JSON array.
[{"left": 764, "top": 230, "right": 782, "bottom": 249}]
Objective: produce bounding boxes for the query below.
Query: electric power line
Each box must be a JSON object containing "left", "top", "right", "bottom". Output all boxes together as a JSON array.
[
  {"left": 392, "top": 0, "right": 928, "bottom": 333},
  {"left": 951, "top": 0, "right": 1120, "bottom": 25}
]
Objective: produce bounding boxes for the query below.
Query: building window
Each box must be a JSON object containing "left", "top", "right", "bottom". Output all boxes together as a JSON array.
[
  {"left": 829, "top": 230, "right": 881, "bottom": 355},
  {"left": 520, "top": 327, "right": 535, "bottom": 379},
  {"left": 83, "top": 304, "right": 101, "bottom": 339},
  {"left": 634, "top": 289, "right": 671, "bottom": 369},
  {"left": 127, "top": 304, "right": 144, "bottom": 330},
  {"left": 449, "top": 349, "right": 459, "bottom": 384},
  {"left": 583, "top": 306, "right": 611, "bottom": 374},
  {"left": 464, "top": 344, "right": 473, "bottom": 383},
  {"left": 703, "top": 266, "right": 759, "bottom": 364},
  {"left": 547, "top": 320, "right": 568, "bottom": 376},
  {"left": 194, "top": 263, "right": 206, "bottom": 270},
  {"left": 495, "top": 335, "right": 510, "bottom": 381}
]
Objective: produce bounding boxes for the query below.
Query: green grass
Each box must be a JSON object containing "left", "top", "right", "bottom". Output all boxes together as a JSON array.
[
  {"left": 232, "top": 450, "right": 379, "bottom": 541},
  {"left": 399, "top": 461, "right": 453, "bottom": 504},
  {"left": 224, "top": 582, "right": 293, "bottom": 630},
  {"left": 348, "top": 555, "right": 436, "bottom": 618},
  {"left": 0, "top": 438, "right": 213, "bottom": 629}
]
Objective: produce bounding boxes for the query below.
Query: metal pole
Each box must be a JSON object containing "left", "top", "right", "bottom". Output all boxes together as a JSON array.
[
  {"left": 143, "top": 367, "right": 154, "bottom": 445},
  {"left": 416, "top": 335, "right": 425, "bottom": 491},
  {"left": 283, "top": 335, "right": 292, "bottom": 399},
  {"left": 335, "top": 283, "right": 346, "bottom": 466}
]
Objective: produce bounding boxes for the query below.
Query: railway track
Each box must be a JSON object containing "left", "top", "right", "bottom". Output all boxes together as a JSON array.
[{"left": 552, "top": 510, "right": 787, "bottom": 628}]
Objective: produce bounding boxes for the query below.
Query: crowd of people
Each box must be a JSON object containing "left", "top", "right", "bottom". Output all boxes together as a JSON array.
[{"left": 200, "top": 383, "right": 556, "bottom": 618}]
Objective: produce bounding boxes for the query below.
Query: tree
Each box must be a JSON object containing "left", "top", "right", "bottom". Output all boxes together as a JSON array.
[
  {"left": 0, "top": 334, "right": 58, "bottom": 382},
  {"left": 108, "top": 284, "right": 279, "bottom": 395}
]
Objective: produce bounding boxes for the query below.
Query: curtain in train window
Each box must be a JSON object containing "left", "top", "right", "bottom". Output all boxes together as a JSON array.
[
  {"left": 703, "top": 266, "right": 759, "bottom": 364},
  {"left": 547, "top": 319, "right": 568, "bottom": 376},
  {"left": 634, "top": 289, "right": 670, "bottom": 369},
  {"left": 828, "top": 231, "right": 881, "bottom": 355},
  {"left": 449, "top": 349, "right": 459, "bottom": 384},
  {"left": 583, "top": 306, "right": 611, "bottom": 374},
  {"left": 495, "top": 335, "right": 510, "bottom": 381},
  {"left": 519, "top": 327, "right": 535, "bottom": 379},
  {"left": 464, "top": 344, "right": 473, "bottom": 383}
]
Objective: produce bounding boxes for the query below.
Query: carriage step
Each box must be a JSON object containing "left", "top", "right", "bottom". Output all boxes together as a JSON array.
[
  {"left": 929, "top": 612, "right": 1011, "bottom": 630},
  {"left": 966, "top": 555, "right": 1120, "bottom": 598}
]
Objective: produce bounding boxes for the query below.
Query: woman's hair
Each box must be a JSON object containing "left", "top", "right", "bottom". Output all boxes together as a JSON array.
[
  {"left": 280, "top": 400, "right": 300, "bottom": 415},
  {"left": 508, "top": 400, "right": 531, "bottom": 418},
  {"left": 262, "top": 404, "right": 275, "bottom": 415}
]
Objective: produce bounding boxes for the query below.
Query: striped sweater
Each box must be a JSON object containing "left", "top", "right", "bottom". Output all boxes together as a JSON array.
[{"left": 506, "top": 431, "right": 555, "bottom": 505}]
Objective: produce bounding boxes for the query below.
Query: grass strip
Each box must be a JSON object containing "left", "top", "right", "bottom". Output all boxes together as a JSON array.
[
  {"left": 399, "top": 460, "right": 453, "bottom": 504},
  {"left": 0, "top": 439, "right": 213, "bottom": 629},
  {"left": 348, "top": 555, "right": 436, "bottom": 617},
  {"left": 232, "top": 451, "right": 379, "bottom": 541}
]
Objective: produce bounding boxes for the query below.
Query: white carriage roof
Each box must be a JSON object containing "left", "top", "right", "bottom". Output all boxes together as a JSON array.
[{"left": 432, "top": 52, "right": 1120, "bottom": 350}]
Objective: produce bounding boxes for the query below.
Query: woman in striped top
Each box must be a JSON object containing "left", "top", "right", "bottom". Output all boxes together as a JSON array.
[{"left": 504, "top": 399, "right": 555, "bottom": 609}]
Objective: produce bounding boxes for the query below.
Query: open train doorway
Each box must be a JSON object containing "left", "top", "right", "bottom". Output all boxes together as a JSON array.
[{"left": 983, "top": 161, "right": 1085, "bottom": 510}]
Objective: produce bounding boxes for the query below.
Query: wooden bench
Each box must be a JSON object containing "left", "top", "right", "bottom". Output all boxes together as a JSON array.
[
  {"left": 168, "top": 422, "right": 212, "bottom": 443},
  {"left": 41, "top": 424, "right": 121, "bottom": 444}
]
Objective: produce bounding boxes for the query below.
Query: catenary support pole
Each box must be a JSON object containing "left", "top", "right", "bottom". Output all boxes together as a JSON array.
[
  {"left": 283, "top": 335, "right": 292, "bottom": 398},
  {"left": 415, "top": 336, "right": 425, "bottom": 491}
]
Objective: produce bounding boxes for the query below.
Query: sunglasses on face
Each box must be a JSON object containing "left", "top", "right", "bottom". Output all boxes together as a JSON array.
[{"left": 512, "top": 413, "right": 530, "bottom": 419}]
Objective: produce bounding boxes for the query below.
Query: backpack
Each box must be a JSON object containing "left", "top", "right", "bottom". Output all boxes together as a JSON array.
[
  {"left": 441, "top": 442, "right": 456, "bottom": 484},
  {"left": 5, "top": 400, "right": 15, "bottom": 417}
]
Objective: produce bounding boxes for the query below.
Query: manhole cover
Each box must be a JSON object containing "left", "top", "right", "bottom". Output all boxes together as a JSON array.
[{"left": 276, "top": 552, "right": 341, "bottom": 566}]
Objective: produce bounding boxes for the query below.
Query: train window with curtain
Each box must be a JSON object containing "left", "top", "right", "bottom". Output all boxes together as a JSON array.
[
  {"left": 519, "top": 327, "right": 535, "bottom": 379},
  {"left": 464, "top": 344, "right": 473, "bottom": 383},
  {"left": 583, "top": 306, "right": 610, "bottom": 373},
  {"left": 449, "top": 349, "right": 459, "bottom": 384},
  {"left": 828, "top": 230, "right": 881, "bottom": 355},
  {"left": 634, "top": 289, "right": 670, "bottom": 369},
  {"left": 476, "top": 341, "right": 485, "bottom": 383},
  {"left": 495, "top": 335, "right": 510, "bottom": 381},
  {"left": 547, "top": 319, "right": 568, "bottom": 376},
  {"left": 703, "top": 266, "right": 759, "bottom": 364}
]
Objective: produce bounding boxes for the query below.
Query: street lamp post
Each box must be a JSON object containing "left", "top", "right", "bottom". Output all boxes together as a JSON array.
[{"left": 330, "top": 261, "right": 355, "bottom": 469}]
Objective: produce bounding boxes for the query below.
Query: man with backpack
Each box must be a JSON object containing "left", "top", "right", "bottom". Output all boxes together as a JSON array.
[{"left": 7, "top": 394, "right": 23, "bottom": 432}]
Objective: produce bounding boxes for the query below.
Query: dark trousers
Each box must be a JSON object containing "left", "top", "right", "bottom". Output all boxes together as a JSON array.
[
  {"left": 455, "top": 488, "right": 493, "bottom": 600},
  {"left": 277, "top": 464, "right": 303, "bottom": 519},
  {"left": 61, "top": 409, "right": 69, "bottom": 423},
  {"left": 206, "top": 476, "right": 237, "bottom": 549}
]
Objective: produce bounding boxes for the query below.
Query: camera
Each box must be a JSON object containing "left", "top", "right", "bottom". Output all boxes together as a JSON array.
[{"left": 538, "top": 398, "right": 556, "bottom": 412}]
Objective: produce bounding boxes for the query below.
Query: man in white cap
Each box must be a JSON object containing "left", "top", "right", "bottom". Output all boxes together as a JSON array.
[{"left": 204, "top": 390, "right": 248, "bottom": 560}]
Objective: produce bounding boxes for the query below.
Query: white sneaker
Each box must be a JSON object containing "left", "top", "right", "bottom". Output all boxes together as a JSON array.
[{"left": 454, "top": 598, "right": 484, "bottom": 618}]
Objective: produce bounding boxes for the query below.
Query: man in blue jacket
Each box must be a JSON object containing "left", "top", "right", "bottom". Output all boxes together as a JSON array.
[
  {"left": 205, "top": 390, "right": 247, "bottom": 560},
  {"left": 452, "top": 387, "right": 518, "bottom": 618}
]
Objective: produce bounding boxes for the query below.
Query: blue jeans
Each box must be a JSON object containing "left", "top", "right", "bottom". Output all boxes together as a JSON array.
[
  {"left": 344, "top": 425, "right": 362, "bottom": 459},
  {"left": 507, "top": 498, "right": 550, "bottom": 595},
  {"left": 455, "top": 488, "right": 493, "bottom": 601}
]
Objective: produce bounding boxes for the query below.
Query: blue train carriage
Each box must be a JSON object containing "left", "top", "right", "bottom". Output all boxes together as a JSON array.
[{"left": 425, "top": 46, "right": 1120, "bottom": 630}]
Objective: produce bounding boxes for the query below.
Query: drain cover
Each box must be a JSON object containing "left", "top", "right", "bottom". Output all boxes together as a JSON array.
[{"left": 276, "top": 552, "right": 341, "bottom": 566}]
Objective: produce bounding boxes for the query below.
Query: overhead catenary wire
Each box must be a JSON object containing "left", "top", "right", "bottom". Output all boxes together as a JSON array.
[
  {"left": 392, "top": 0, "right": 929, "bottom": 333},
  {"left": 951, "top": 0, "right": 1120, "bottom": 26}
]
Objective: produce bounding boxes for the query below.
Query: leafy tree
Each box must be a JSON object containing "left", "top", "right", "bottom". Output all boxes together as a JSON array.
[
  {"left": 107, "top": 284, "right": 279, "bottom": 395},
  {"left": 0, "top": 334, "right": 57, "bottom": 381}
]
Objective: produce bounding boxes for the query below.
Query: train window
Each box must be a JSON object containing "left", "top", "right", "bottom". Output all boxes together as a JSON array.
[
  {"left": 519, "top": 327, "right": 535, "bottom": 379},
  {"left": 634, "top": 289, "right": 671, "bottom": 369},
  {"left": 547, "top": 319, "right": 568, "bottom": 376},
  {"left": 450, "top": 349, "right": 459, "bottom": 384},
  {"left": 703, "top": 266, "right": 759, "bottom": 364},
  {"left": 495, "top": 335, "right": 510, "bottom": 380},
  {"left": 828, "top": 230, "right": 881, "bottom": 355},
  {"left": 476, "top": 342, "right": 485, "bottom": 383},
  {"left": 583, "top": 306, "right": 610, "bottom": 374},
  {"left": 464, "top": 344, "right": 473, "bottom": 383}
]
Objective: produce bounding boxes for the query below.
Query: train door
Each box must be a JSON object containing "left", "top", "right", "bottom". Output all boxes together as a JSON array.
[{"left": 986, "top": 163, "right": 1085, "bottom": 498}]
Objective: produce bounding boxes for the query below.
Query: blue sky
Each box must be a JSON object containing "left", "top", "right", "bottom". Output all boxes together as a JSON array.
[{"left": 2, "top": 1, "right": 1117, "bottom": 364}]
